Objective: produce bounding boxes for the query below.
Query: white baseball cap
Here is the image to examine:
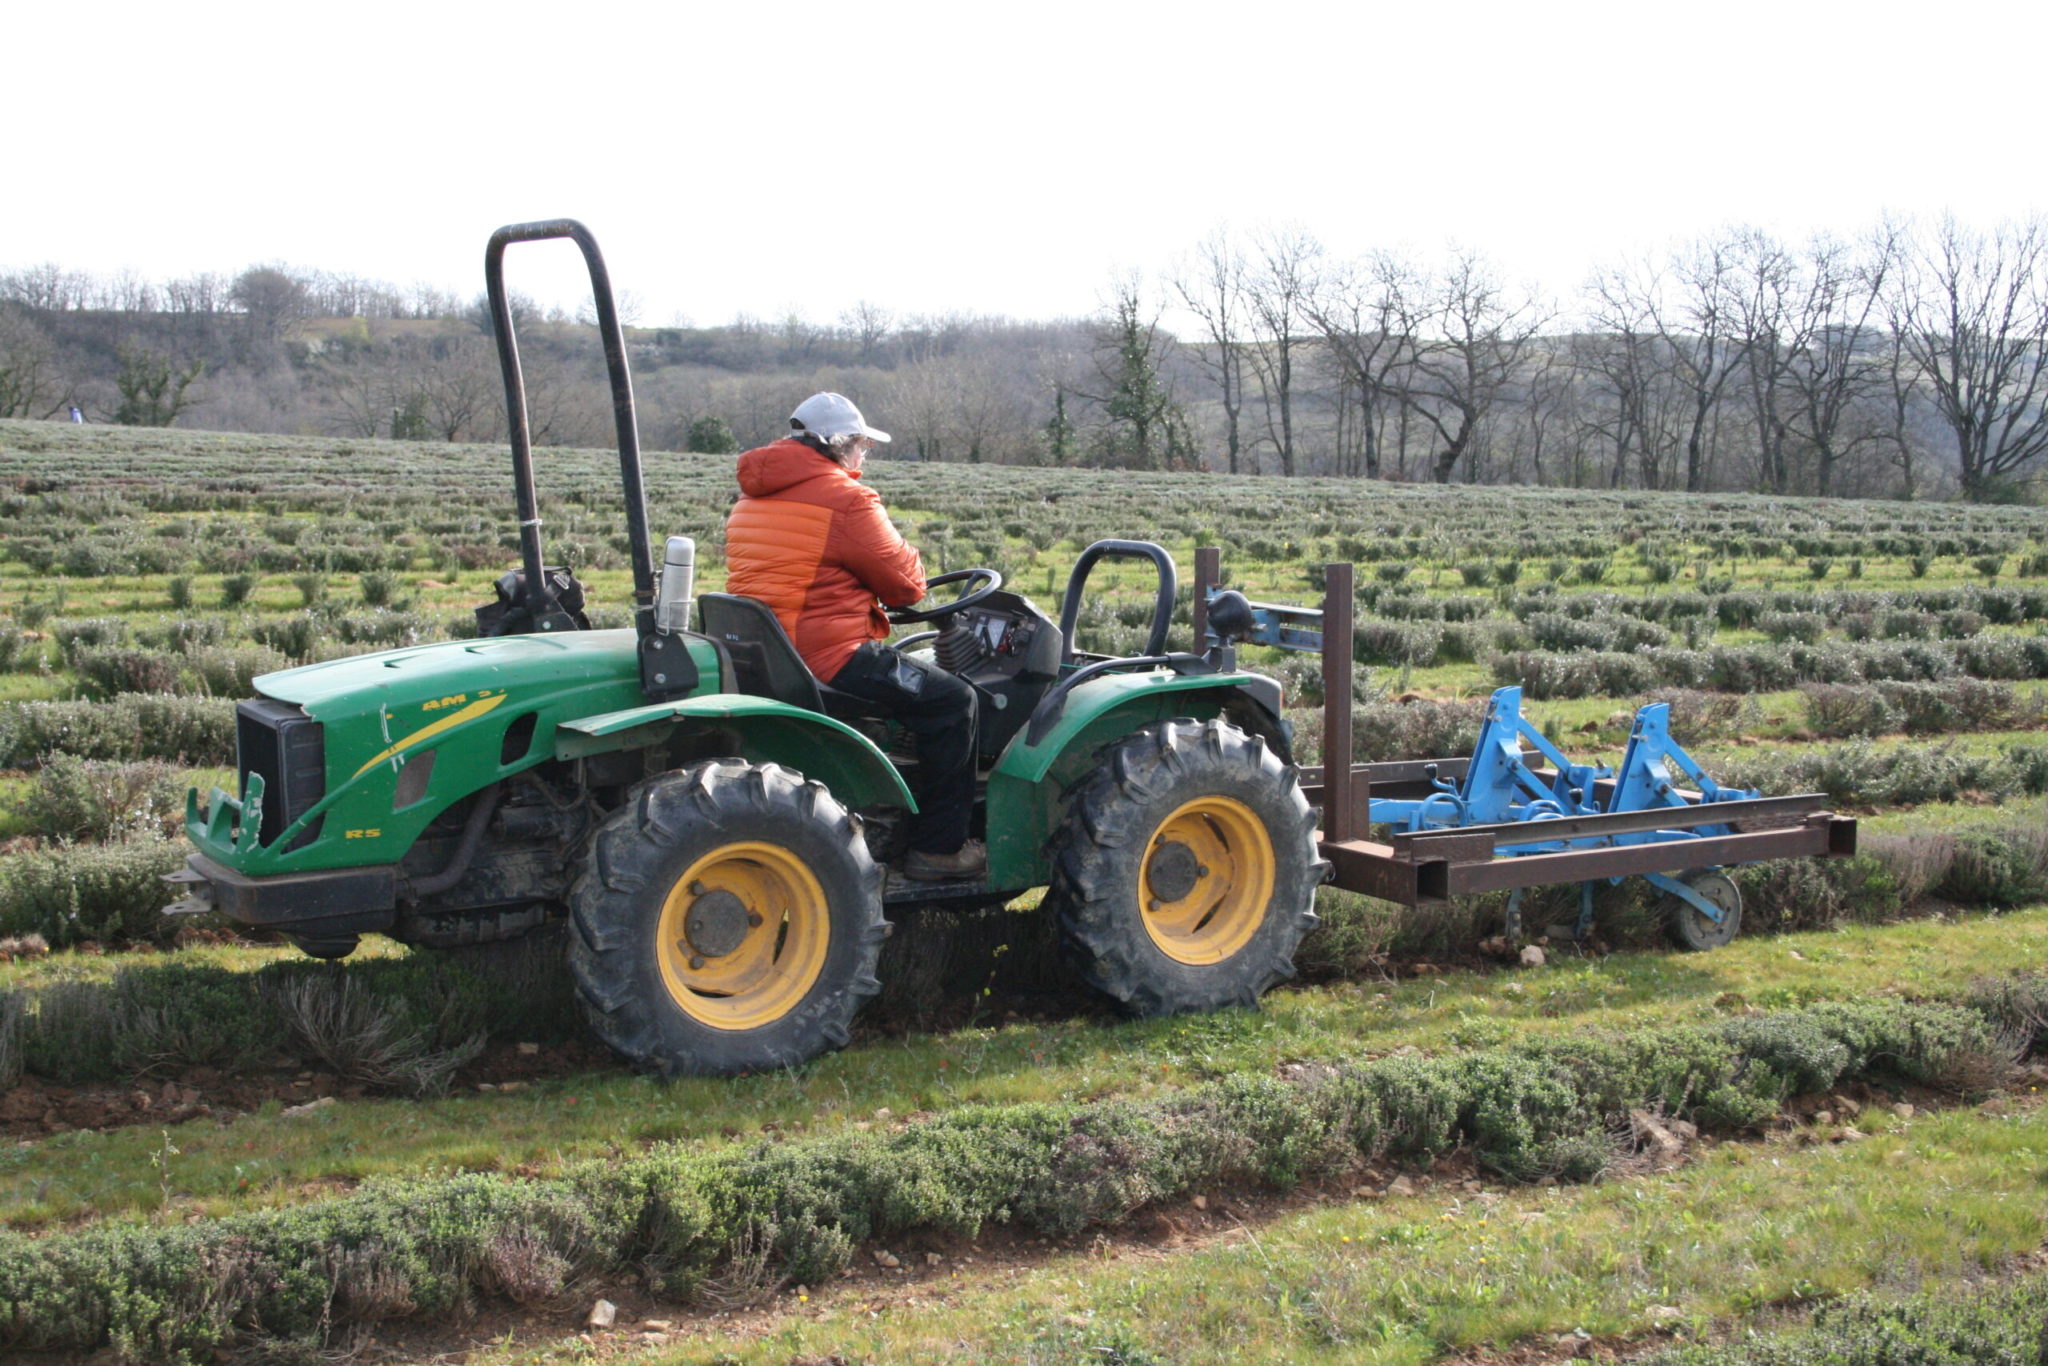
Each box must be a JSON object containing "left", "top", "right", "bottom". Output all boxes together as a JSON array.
[{"left": 790, "top": 392, "right": 891, "bottom": 443}]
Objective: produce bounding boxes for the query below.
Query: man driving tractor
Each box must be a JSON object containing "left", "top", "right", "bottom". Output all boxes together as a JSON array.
[{"left": 723, "top": 392, "right": 985, "bottom": 881}]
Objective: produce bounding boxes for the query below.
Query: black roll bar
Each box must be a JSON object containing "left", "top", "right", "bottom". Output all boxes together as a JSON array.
[
  {"left": 1057, "top": 539, "right": 1177, "bottom": 663},
  {"left": 483, "top": 219, "right": 657, "bottom": 629}
]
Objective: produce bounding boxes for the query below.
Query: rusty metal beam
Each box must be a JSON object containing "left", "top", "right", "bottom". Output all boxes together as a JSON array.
[
  {"left": 1301, "top": 757, "right": 1479, "bottom": 808},
  {"left": 1320, "top": 563, "right": 1356, "bottom": 842},
  {"left": 1322, "top": 814, "right": 1857, "bottom": 906},
  {"left": 1390, "top": 793, "right": 1832, "bottom": 852},
  {"left": 1444, "top": 816, "right": 1853, "bottom": 895},
  {"left": 1321, "top": 838, "right": 1438, "bottom": 904},
  {"left": 1192, "top": 546, "right": 1218, "bottom": 652}
]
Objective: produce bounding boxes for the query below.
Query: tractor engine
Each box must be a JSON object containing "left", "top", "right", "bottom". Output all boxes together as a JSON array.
[{"left": 388, "top": 768, "right": 597, "bottom": 948}]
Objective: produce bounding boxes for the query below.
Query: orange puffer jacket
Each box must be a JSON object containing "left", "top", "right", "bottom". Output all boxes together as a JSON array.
[{"left": 723, "top": 439, "right": 927, "bottom": 680}]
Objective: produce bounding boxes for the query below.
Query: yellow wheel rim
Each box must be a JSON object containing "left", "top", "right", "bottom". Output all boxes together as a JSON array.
[
  {"left": 1137, "top": 796, "right": 1275, "bottom": 965},
  {"left": 655, "top": 842, "right": 830, "bottom": 1030}
]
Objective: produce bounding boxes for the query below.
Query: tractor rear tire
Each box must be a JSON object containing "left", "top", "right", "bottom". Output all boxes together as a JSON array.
[
  {"left": 1046, "top": 717, "right": 1325, "bottom": 1017},
  {"left": 568, "top": 759, "right": 886, "bottom": 1076}
]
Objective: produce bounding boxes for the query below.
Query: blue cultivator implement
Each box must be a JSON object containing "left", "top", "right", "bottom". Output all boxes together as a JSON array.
[{"left": 1192, "top": 553, "right": 1858, "bottom": 949}]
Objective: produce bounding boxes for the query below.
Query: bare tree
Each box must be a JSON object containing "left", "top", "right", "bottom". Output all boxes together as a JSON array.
[
  {"left": 405, "top": 282, "right": 462, "bottom": 320},
  {"left": 839, "top": 300, "right": 895, "bottom": 367},
  {"left": 1724, "top": 228, "right": 1799, "bottom": 492},
  {"left": 0, "top": 263, "right": 89, "bottom": 312},
  {"left": 0, "top": 306, "right": 61, "bottom": 418},
  {"left": 1170, "top": 230, "right": 1252, "bottom": 473},
  {"left": 1502, "top": 344, "right": 1574, "bottom": 485},
  {"left": 1386, "top": 249, "right": 1550, "bottom": 483},
  {"left": 468, "top": 289, "right": 541, "bottom": 337},
  {"left": 774, "top": 309, "right": 820, "bottom": 366},
  {"left": 164, "top": 272, "right": 230, "bottom": 317},
  {"left": 398, "top": 335, "right": 502, "bottom": 442},
  {"left": 1878, "top": 320, "right": 1927, "bottom": 499},
  {"left": 885, "top": 347, "right": 1038, "bottom": 465},
  {"left": 1564, "top": 305, "right": 1662, "bottom": 491},
  {"left": 313, "top": 271, "right": 411, "bottom": 320},
  {"left": 1596, "top": 235, "right": 1756, "bottom": 492},
  {"left": 316, "top": 345, "right": 398, "bottom": 437},
  {"left": 1777, "top": 228, "right": 1898, "bottom": 497},
  {"left": 1241, "top": 225, "right": 1319, "bottom": 475},
  {"left": 1892, "top": 214, "right": 2048, "bottom": 500},
  {"left": 1304, "top": 250, "right": 1416, "bottom": 480},
  {"left": 573, "top": 289, "right": 644, "bottom": 330},
  {"left": 101, "top": 269, "right": 159, "bottom": 314}
]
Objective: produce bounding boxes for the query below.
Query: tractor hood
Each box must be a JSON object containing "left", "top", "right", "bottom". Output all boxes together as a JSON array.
[
  {"left": 257, "top": 629, "right": 646, "bottom": 717},
  {"left": 199, "top": 628, "right": 718, "bottom": 877}
]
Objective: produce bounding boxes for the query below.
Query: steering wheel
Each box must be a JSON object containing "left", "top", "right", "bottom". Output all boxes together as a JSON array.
[{"left": 886, "top": 567, "right": 1004, "bottom": 624}]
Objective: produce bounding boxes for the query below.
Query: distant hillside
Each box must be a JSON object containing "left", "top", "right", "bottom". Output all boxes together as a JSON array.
[{"left": 7, "top": 216, "right": 2042, "bottom": 500}]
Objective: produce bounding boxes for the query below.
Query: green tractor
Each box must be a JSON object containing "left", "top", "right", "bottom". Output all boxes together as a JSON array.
[{"left": 163, "top": 220, "right": 1325, "bottom": 1075}]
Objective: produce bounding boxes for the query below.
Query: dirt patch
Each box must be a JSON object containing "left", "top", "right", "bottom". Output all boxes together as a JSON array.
[{"left": 0, "top": 1038, "right": 614, "bottom": 1141}]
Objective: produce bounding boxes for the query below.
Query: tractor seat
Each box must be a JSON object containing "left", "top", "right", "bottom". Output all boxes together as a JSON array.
[{"left": 695, "top": 593, "right": 882, "bottom": 722}]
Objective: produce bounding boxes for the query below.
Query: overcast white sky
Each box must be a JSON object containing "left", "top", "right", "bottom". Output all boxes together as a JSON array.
[{"left": 8, "top": 1, "right": 2044, "bottom": 329}]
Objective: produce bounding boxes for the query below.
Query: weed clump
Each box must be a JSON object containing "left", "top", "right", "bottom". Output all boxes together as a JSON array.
[{"left": 258, "top": 969, "right": 484, "bottom": 1097}]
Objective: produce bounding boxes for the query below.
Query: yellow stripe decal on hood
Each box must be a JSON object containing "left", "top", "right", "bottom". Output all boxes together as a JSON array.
[{"left": 352, "top": 694, "right": 510, "bottom": 779}]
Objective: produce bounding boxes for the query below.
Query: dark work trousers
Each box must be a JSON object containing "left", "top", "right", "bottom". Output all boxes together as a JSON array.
[{"left": 830, "top": 641, "right": 978, "bottom": 855}]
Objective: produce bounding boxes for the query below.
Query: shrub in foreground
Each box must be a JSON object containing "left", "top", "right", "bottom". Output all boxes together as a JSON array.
[
  {"left": 0, "top": 839, "right": 188, "bottom": 947},
  {"left": 19, "top": 756, "right": 183, "bottom": 843},
  {"left": 0, "top": 991, "right": 2021, "bottom": 1360},
  {"left": 0, "top": 693, "right": 236, "bottom": 768}
]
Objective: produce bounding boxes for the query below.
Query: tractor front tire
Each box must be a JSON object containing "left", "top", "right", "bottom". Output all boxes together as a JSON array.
[
  {"left": 1047, "top": 717, "right": 1325, "bottom": 1017},
  {"left": 568, "top": 760, "right": 886, "bottom": 1076}
]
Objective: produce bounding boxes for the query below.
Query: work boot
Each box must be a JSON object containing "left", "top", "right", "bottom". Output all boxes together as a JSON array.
[{"left": 902, "top": 839, "right": 987, "bottom": 882}]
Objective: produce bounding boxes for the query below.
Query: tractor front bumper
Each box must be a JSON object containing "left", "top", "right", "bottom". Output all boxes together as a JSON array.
[{"left": 162, "top": 852, "right": 399, "bottom": 939}]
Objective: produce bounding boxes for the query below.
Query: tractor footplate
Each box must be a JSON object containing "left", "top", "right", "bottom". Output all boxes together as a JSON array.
[{"left": 882, "top": 870, "right": 1014, "bottom": 911}]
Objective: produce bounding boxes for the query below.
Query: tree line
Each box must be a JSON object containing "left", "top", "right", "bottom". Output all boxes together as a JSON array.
[{"left": 2, "top": 214, "right": 2044, "bottom": 501}]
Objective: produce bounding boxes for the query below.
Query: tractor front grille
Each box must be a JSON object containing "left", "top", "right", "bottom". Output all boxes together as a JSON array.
[{"left": 236, "top": 698, "right": 325, "bottom": 851}]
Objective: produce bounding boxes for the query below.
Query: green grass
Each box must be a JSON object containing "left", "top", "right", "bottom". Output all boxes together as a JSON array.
[
  {"left": 4, "top": 909, "right": 2043, "bottom": 1231},
  {"left": 0, "top": 673, "right": 69, "bottom": 705},
  {"left": 1862, "top": 796, "right": 2048, "bottom": 834},
  {"left": 0, "top": 935, "right": 391, "bottom": 991}
]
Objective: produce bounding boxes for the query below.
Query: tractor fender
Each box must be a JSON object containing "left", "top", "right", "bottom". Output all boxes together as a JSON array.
[
  {"left": 984, "top": 670, "right": 1287, "bottom": 889},
  {"left": 555, "top": 694, "right": 915, "bottom": 813}
]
